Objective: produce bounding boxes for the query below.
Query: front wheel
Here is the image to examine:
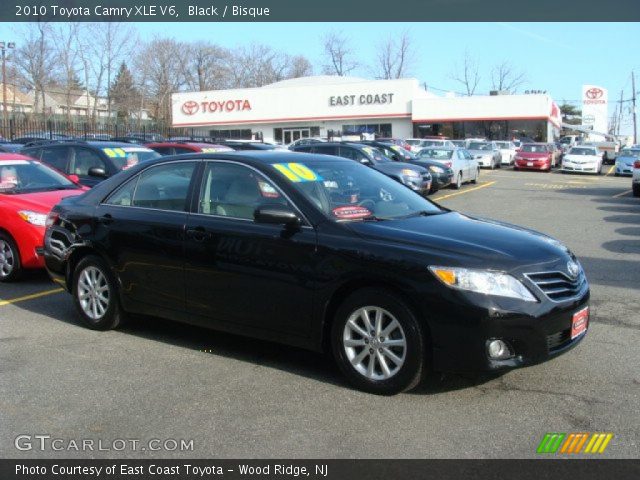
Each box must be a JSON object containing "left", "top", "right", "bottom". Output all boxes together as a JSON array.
[
  {"left": 454, "top": 172, "right": 462, "bottom": 189},
  {"left": 471, "top": 168, "right": 479, "bottom": 184},
  {"left": 0, "top": 233, "right": 21, "bottom": 282},
  {"left": 331, "top": 288, "right": 426, "bottom": 395},
  {"left": 73, "top": 255, "right": 125, "bottom": 330}
]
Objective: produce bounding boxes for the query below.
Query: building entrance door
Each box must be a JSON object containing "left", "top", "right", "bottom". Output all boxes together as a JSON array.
[{"left": 283, "top": 128, "right": 310, "bottom": 144}]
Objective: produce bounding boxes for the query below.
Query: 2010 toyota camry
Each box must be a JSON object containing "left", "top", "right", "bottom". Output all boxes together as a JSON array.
[{"left": 44, "top": 152, "right": 590, "bottom": 394}]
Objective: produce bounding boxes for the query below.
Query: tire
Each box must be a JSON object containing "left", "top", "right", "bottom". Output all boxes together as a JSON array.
[
  {"left": 72, "top": 255, "right": 125, "bottom": 330},
  {"left": 331, "top": 288, "right": 426, "bottom": 395},
  {"left": 454, "top": 172, "right": 462, "bottom": 189},
  {"left": 597, "top": 163, "right": 603, "bottom": 175},
  {"left": 633, "top": 184, "right": 640, "bottom": 197},
  {"left": 0, "top": 232, "right": 21, "bottom": 282},
  {"left": 513, "top": 166, "right": 519, "bottom": 171},
  {"left": 471, "top": 168, "right": 479, "bottom": 184}
]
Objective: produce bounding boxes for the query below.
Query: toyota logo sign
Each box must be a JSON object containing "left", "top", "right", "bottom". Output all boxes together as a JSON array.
[
  {"left": 585, "top": 88, "right": 603, "bottom": 100},
  {"left": 181, "top": 101, "right": 199, "bottom": 115}
]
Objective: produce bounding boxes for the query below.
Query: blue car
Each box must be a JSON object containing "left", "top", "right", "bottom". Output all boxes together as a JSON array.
[{"left": 615, "top": 147, "right": 640, "bottom": 176}]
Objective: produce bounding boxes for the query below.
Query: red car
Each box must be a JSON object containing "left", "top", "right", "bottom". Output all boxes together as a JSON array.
[
  {"left": 146, "top": 142, "right": 234, "bottom": 155},
  {"left": 0, "top": 153, "right": 86, "bottom": 281},
  {"left": 513, "top": 143, "right": 554, "bottom": 172}
]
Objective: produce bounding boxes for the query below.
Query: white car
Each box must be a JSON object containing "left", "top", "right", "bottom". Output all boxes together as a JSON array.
[
  {"left": 495, "top": 141, "right": 518, "bottom": 165},
  {"left": 406, "top": 138, "right": 455, "bottom": 153},
  {"left": 417, "top": 147, "right": 479, "bottom": 189},
  {"left": 467, "top": 141, "right": 502, "bottom": 169},
  {"left": 561, "top": 146, "right": 603, "bottom": 175},
  {"left": 633, "top": 158, "right": 640, "bottom": 197}
]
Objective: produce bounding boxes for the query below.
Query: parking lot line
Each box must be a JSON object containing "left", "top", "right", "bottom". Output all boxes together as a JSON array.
[
  {"left": 606, "top": 165, "right": 615, "bottom": 176},
  {"left": 612, "top": 189, "right": 633, "bottom": 198},
  {"left": 0, "top": 288, "right": 64, "bottom": 307},
  {"left": 433, "top": 181, "right": 496, "bottom": 201}
]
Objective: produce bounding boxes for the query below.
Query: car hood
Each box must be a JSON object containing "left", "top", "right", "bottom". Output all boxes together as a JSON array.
[
  {"left": 373, "top": 162, "right": 428, "bottom": 175},
  {"left": 347, "top": 212, "right": 572, "bottom": 272},
  {"left": 468, "top": 149, "right": 494, "bottom": 156},
  {"left": 516, "top": 151, "right": 549, "bottom": 158},
  {"left": 564, "top": 154, "right": 600, "bottom": 162},
  {"left": 2, "top": 189, "right": 85, "bottom": 213},
  {"left": 617, "top": 156, "right": 638, "bottom": 164}
]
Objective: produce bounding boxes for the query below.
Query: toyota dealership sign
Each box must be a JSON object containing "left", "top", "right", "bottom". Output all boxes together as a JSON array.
[{"left": 581, "top": 84, "right": 608, "bottom": 137}]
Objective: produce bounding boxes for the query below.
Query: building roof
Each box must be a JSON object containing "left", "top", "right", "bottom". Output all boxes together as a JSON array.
[{"left": 262, "top": 75, "right": 369, "bottom": 89}]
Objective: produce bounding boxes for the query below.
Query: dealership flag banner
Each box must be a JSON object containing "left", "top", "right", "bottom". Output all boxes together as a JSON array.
[{"left": 581, "top": 85, "right": 608, "bottom": 139}]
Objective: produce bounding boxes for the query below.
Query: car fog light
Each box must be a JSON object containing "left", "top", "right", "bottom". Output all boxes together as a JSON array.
[{"left": 487, "top": 339, "right": 513, "bottom": 359}]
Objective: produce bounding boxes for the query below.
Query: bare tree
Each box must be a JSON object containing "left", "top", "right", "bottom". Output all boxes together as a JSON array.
[
  {"left": 181, "top": 41, "right": 232, "bottom": 92},
  {"left": 228, "top": 44, "right": 291, "bottom": 88},
  {"left": 491, "top": 61, "right": 526, "bottom": 93},
  {"left": 450, "top": 50, "right": 481, "bottom": 96},
  {"left": 287, "top": 55, "right": 313, "bottom": 79},
  {"left": 14, "top": 23, "right": 56, "bottom": 115},
  {"left": 321, "top": 31, "right": 358, "bottom": 76},
  {"left": 134, "top": 37, "right": 186, "bottom": 123},
  {"left": 52, "top": 23, "right": 82, "bottom": 125},
  {"left": 374, "top": 31, "right": 414, "bottom": 79}
]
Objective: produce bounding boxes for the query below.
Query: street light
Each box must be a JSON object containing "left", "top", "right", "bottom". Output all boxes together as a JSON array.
[{"left": 1, "top": 41, "right": 16, "bottom": 121}]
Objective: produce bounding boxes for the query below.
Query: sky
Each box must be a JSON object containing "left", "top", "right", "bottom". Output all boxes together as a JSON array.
[{"left": 133, "top": 22, "right": 640, "bottom": 135}]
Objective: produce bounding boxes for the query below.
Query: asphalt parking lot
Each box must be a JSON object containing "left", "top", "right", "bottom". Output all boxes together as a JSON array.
[{"left": 1, "top": 166, "right": 638, "bottom": 459}]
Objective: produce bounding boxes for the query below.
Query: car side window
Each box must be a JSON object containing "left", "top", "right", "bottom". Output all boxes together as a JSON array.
[
  {"left": 173, "top": 147, "right": 195, "bottom": 154},
  {"left": 314, "top": 145, "right": 339, "bottom": 155},
  {"left": 72, "top": 148, "right": 107, "bottom": 176},
  {"left": 105, "top": 176, "right": 139, "bottom": 207},
  {"left": 198, "top": 162, "right": 289, "bottom": 220},
  {"left": 132, "top": 162, "right": 196, "bottom": 211},
  {"left": 40, "top": 146, "right": 71, "bottom": 172},
  {"left": 152, "top": 147, "right": 174, "bottom": 155}
]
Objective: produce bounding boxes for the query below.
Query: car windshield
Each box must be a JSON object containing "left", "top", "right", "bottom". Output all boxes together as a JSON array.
[
  {"left": 468, "top": 142, "right": 493, "bottom": 151},
  {"left": 620, "top": 149, "right": 640, "bottom": 158},
  {"left": 101, "top": 146, "right": 161, "bottom": 170},
  {"left": 568, "top": 147, "right": 597, "bottom": 156},
  {"left": 0, "top": 159, "right": 76, "bottom": 194},
  {"left": 418, "top": 148, "right": 453, "bottom": 159},
  {"left": 271, "top": 159, "right": 443, "bottom": 221},
  {"left": 405, "top": 139, "right": 422, "bottom": 146},
  {"left": 495, "top": 142, "right": 510, "bottom": 148},
  {"left": 521, "top": 144, "right": 547, "bottom": 153},
  {"left": 361, "top": 146, "right": 391, "bottom": 163}
]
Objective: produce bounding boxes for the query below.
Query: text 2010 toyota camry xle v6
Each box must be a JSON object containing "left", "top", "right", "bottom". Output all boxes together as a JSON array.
[{"left": 44, "top": 152, "right": 590, "bottom": 394}]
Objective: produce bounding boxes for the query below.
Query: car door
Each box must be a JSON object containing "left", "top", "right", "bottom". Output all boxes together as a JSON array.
[
  {"left": 69, "top": 147, "right": 112, "bottom": 187},
  {"left": 461, "top": 149, "right": 476, "bottom": 176},
  {"left": 98, "top": 160, "right": 198, "bottom": 311},
  {"left": 184, "top": 160, "right": 317, "bottom": 336}
]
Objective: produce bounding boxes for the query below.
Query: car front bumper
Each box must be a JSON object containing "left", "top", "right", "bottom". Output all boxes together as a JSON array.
[
  {"left": 430, "top": 172, "right": 454, "bottom": 190},
  {"left": 425, "top": 288, "right": 590, "bottom": 374},
  {"left": 515, "top": 159, "right": 550, "bottom": 170},
  {"left": 615, "top": 163, "right": 634, "bottom": 176}
]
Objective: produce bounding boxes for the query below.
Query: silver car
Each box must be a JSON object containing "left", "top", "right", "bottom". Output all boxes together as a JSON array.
[
  {"left": 417, "top": 147, "right": 479, "bottom": 189},
  {"left": 467, "top": 141, "right": 502, "bottom": 169}
]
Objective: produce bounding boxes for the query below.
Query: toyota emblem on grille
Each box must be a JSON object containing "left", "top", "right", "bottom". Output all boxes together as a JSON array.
[{"left": 567, "top": 261, "right": 580, "bottom": 278}]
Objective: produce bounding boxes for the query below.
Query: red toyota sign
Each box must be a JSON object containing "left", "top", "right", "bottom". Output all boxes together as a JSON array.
[
  {"left": 181, "top": 101, "right": 199, "bottom": 115},
  {"left": 585, "top": 88, "right": 603, "bottom": 100}
]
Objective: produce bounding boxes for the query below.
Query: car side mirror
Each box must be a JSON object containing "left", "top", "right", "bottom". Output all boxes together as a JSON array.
[
  {"left": 67, "top": 174, "right": 80, "bottom": 184},
  {"left": 88, "top": 167, "right": 107, "bottom": 178},
  {"left": 254, "top": 205, "right": 301, "bottom": 228},
  {"left": 360, "top": 158, "right": 372, "bottom": 165}
]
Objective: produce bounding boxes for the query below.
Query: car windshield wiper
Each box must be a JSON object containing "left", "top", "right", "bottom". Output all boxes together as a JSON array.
[{"left": 400, "top": 210, "right": 446, "bottom": 219}]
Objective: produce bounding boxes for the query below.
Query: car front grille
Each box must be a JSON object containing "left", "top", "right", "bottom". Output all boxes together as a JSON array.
[
  {"left": 546, "top": 329, "right": 571, "bottom": 351},
  {"left": 525, "top": 270, "right": 587, "bottom": 302}
]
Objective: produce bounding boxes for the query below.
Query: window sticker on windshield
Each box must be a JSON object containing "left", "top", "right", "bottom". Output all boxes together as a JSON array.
[
  {"left": 273, "top": 163, "right": 322, "bottom": 182},
  {"left": 332, "top": 206, "right": 371, "bottom": 220},
  {"left": 122, "top": 147, "right": 152, "bottom": 153},
  {"left": 103, "top": 148, "right": 126, "bottom": 158},
  {"left": 391, "top": 145, "right": 402, "bottom": 152},
  {"left": 201, "top": 147, "right": 231, "bottom": 153},
  {"left": 362, "top": 147, "right": 375, "bottom": 156}
]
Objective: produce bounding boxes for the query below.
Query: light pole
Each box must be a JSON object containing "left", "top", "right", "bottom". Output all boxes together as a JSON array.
[{"left": 1, "top": 41, "right": 15, "bottom": 121}]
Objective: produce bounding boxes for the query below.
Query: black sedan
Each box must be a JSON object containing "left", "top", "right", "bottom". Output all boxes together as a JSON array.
[
  {"left": 44, "top": 152, "right": 590, "bottom": 394},
  {"left": 359, "top": 140, "right": 454, "bottom": 192}
]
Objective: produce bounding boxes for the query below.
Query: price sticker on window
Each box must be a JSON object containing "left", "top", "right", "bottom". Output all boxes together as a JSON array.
[{"left": 273, "top": 163, "right": 322, "bottom": 182}]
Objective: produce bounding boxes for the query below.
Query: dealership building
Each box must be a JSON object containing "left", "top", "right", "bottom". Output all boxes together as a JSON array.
[{"left": 171, "top": 76, "right": 561, "bottom": 143}]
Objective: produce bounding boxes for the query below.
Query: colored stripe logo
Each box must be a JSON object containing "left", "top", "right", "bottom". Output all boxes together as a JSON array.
[{"left": 537, "top": 433, "right": 613, "bottom": 454}]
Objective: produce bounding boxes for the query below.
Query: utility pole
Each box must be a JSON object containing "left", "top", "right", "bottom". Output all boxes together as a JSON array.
[
  {"left": 632, "top": 71, "right": 637, "bottom": 145},
  {"left": 0, "top": 41, "right": 15, "bottom": 122},
  {"left": 617, "top": 90, "right": 624, "bottom": 136}
]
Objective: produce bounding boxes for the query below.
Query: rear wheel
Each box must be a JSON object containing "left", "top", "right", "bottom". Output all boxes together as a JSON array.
[
  {"left": 331, "top": 288, "right": 426, "bottom": 395},
  {"left": 0, "top": 233, "right": 21, "bottom": 282},
  {"left": 73, "top": 255, "right": 125, "bottom": 330},
  {"left": 454, "top": 172, "right": 462, "bottom": 189},
  {"left": 471, "top": 168, "right": 479, "bottom": 184}
]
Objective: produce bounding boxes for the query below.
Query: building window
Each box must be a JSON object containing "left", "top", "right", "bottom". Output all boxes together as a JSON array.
[
  {"left": 413, "top": 120, "right": 548, "bottom": 142},
  {"left": 209, "top": 129, "right": 252, "bottom": 140},
  {"left": 342, "top": 123, "right": 392, "bottom": 137},
  {"left": 274, "top": 128, "right": 283, "bottom": 142}
]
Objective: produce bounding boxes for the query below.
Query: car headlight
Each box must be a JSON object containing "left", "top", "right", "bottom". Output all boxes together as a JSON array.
[
  {"left": 429, "top": 165, "right": 445, "bottom": 173},
  {"left": 429, "top": 266, "right": 537, "bottom": 302},
  {"left": 18, "top": 210, "right": 48, "bottom": 226},
  {"left": 401, "top": 168, "right": 421, "bottom": 178}
]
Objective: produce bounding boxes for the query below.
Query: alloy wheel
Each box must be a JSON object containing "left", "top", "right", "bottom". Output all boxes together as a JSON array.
[
  {"left": 342, "top": 306, "right": 407, "bottom": 381},
  {"left": 77, "top": 266, "right": 110, "bottom": 320},
  {"left": 0, "top": 240, "right": 15, "bottom": 278}
]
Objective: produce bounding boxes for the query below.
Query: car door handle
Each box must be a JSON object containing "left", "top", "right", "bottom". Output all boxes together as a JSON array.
[
  {"left": 98, "top": 214, "right": 113, "bottom": 225},
  {"left": 186, "top": 227, "right": 210, "bottom": 242}
]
